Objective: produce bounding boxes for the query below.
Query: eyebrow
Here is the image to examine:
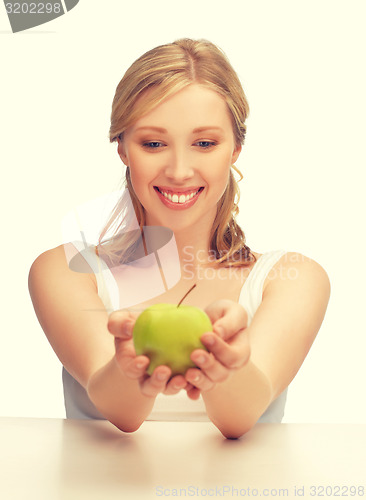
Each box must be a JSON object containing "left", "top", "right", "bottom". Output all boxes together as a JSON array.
[{"left": 134, "top": 126, "right": 224, "bottom": 134}]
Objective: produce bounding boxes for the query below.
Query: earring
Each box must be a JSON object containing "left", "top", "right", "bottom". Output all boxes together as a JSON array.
[{"left": 231, "top": 164, "right": 243, "bottom": 182}]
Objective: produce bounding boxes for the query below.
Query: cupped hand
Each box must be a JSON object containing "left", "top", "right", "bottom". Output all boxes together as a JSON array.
[
  {"left": 107, "top": 310, "right": 193, "bottom": 398},
  {"left": 184, "top": 299, "right": 251, "bottom": 392}
]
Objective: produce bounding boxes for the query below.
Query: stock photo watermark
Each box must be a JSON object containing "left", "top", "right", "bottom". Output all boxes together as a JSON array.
[
  {"left": 181, "top": 246, "right": 302, "bottom": 282},
  {"left": 62, "top": 189, "right": 304, "bottom": 285},
  {"left": 154, "top": 484, "right": 365, "bottom": 497},
  {"left": 3, "top": 0, "right": 79, "bottom": 32}
]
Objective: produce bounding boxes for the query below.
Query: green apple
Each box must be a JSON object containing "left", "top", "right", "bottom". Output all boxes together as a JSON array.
[{"left": 133, "top": 303, "right": 213, "bottom": 377}]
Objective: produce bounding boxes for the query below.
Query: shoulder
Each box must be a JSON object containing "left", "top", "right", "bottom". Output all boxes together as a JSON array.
[
  {"left": 29, "top": 245, "right": 66, "bottom": 282},
  {"left": 28, "top": 244, "right": 113, "bottom": 388},
  {"left": 28, "top": 243, "right": 97, "bottom": 293},
  {"left": 263, "top": 251, "right": 331, "bottom": 302}
]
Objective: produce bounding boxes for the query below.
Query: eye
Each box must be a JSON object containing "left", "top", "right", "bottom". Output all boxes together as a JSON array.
[
  {"left": 195, "top": 141, "right": 217, "bottom": 149},
  {"left": 142, "top": 141, "right": 164, "bottom": 149}
]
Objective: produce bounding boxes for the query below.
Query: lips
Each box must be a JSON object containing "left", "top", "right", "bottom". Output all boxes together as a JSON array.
[{"left": 154, "top": 186, "right": 204, "bottom": 209}]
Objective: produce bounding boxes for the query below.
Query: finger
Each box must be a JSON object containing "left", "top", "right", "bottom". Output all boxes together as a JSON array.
[
  {"left": 108, "top": 309, "right": 139, "bottom": 339},
  {"left": 185, "top": 367, "right": 215, "bottom": 392},
  {"left": 186, "top": 385, "right": 201, "bottom": 400},
  {"left": 204, "top": 300, "right": 248, "bottom": 340},
  {"left": 121, "top": 355, "right": 151, "bottom": 380},
  {"left": 114, "top": 338, "right": 150, "bottom": 379},
  {"left": 140, "top": 365, "right": 172, "bottom": 398},
  {"left": 199, "top": 331, "right": 250, "bottom": 369},
  {"left": 190, "top": 349, "right": 229, "bottom": 383},
  {"left": 114, "top": 337, "right": 135, "bottom": 364},
  {"left": 163, "top": 375, "right": 188, "bottom": 395}
]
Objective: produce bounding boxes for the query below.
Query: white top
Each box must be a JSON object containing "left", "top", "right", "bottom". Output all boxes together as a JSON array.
[{"left": 62, "top": 244, "right": 288, "bottom": 422}]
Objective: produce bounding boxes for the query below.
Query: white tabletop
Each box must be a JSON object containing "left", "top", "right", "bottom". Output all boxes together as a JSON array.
[{"left": 0, "top": 418, "right": 365, "bottom": 500}]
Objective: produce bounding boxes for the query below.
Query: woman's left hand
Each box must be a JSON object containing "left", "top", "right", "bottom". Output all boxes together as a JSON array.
[{"left": 184, "top": 299, "right": 251, "bottom": 397}]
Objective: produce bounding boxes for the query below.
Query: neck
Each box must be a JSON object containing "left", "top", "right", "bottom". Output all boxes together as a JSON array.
[
  {"left": 144, "top": 207, "right": 217, "bottom": 280},
  {"left": 173, "top": 227, "right": 214, "bottom": 282}
]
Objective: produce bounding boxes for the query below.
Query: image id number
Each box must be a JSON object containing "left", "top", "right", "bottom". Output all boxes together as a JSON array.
[
  {"left": 310, "top": 485, "right": 364, "bottom": 496},
  {"left": 5, "top": 3, "right": 62, "bottom": 14}
]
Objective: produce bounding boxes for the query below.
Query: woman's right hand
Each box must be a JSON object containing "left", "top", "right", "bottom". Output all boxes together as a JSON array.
[{"left": 108, "top": 310, "right": 194, "bottom": 398}]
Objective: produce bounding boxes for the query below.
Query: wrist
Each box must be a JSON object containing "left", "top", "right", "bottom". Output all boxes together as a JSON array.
[{"left": 87, "top": 356, "right": 156, "bottom": 433}]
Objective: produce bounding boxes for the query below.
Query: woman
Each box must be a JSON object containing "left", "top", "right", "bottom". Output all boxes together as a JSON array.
[{"left": 28, "top": 38, "right": 330, "bottom": 439}]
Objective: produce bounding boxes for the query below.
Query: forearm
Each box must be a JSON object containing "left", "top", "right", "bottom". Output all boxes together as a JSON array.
[
  {"left": 86, "top": 356, "right": 156, "bottom": 432},
  {"left": 202, "top": 360, "right": 273, "bottom": 439}
]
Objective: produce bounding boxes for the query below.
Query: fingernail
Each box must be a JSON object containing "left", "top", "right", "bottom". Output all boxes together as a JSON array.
[
  {"left": 194, "top": 355, "right": 206, "bottom": 365},
  {"left": 203, "top": 335, "right": 215, "bottom": 346},
  {"left": 136, "top": 361, "right": 146, "bottom": 369},
  {"left": 156, "top": 372, "right": 168, "bottom": 381},
  {"left": 123, "top": 321, "right": 133, "bottom": 336},
  {"left": 174, "top": 381, "right": 185, "bottom": 389}
]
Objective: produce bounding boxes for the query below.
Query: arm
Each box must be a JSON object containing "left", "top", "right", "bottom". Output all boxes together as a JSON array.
[
  {"left": 28, "top": 244, "right": 184, "bottom": 432},
  {"left": 185, "top": 253, "right": 331, "bottom": 439}
]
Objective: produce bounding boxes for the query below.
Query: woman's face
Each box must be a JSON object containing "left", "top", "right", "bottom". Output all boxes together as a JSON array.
[{"left": 118, "top": 84, "right": 241, "bottom": 234}]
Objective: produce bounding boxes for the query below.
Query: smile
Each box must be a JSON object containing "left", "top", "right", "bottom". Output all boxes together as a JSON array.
[{"left": 154, "top": 186, "right": 204, "bottom": 209}]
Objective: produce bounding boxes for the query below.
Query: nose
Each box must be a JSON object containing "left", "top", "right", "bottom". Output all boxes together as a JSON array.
[{"left": 164, "top": 148, "right": 194, "bottom": 182}]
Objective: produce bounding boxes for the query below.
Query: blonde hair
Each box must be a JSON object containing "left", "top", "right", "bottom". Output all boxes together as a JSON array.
[{"left": 98, "top": 38, "right": 256, "bottom": 268}]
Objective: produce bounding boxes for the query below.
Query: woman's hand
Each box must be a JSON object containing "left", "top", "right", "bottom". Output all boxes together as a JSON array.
[
  {"left": 184, "top": 300, "right": 251, "bottom": 393},
  {"left": 107, "top": 310, "right": 192, "bottom": 398}
]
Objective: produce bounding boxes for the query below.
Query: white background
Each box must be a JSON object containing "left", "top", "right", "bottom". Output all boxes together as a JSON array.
[{"left": 0, "top": 0, "right": 365, "bottom": 422}]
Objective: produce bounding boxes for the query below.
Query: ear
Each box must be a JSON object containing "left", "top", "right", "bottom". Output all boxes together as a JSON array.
[
  {"left": 117, "top": 138, "right": 129, "bottom": 166},
  {"left": 231, "top": 144, "right": 242, "bottom": 164}
]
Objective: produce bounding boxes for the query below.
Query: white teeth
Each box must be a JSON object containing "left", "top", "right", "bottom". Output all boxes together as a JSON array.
[{"left": 158, "top": 188, "right": 201, "bottom": 204}]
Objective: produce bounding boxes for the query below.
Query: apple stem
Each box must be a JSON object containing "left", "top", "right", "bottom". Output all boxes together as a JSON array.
[{"left": 177, "top": 283, "right": 197, "bottom": 307}]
